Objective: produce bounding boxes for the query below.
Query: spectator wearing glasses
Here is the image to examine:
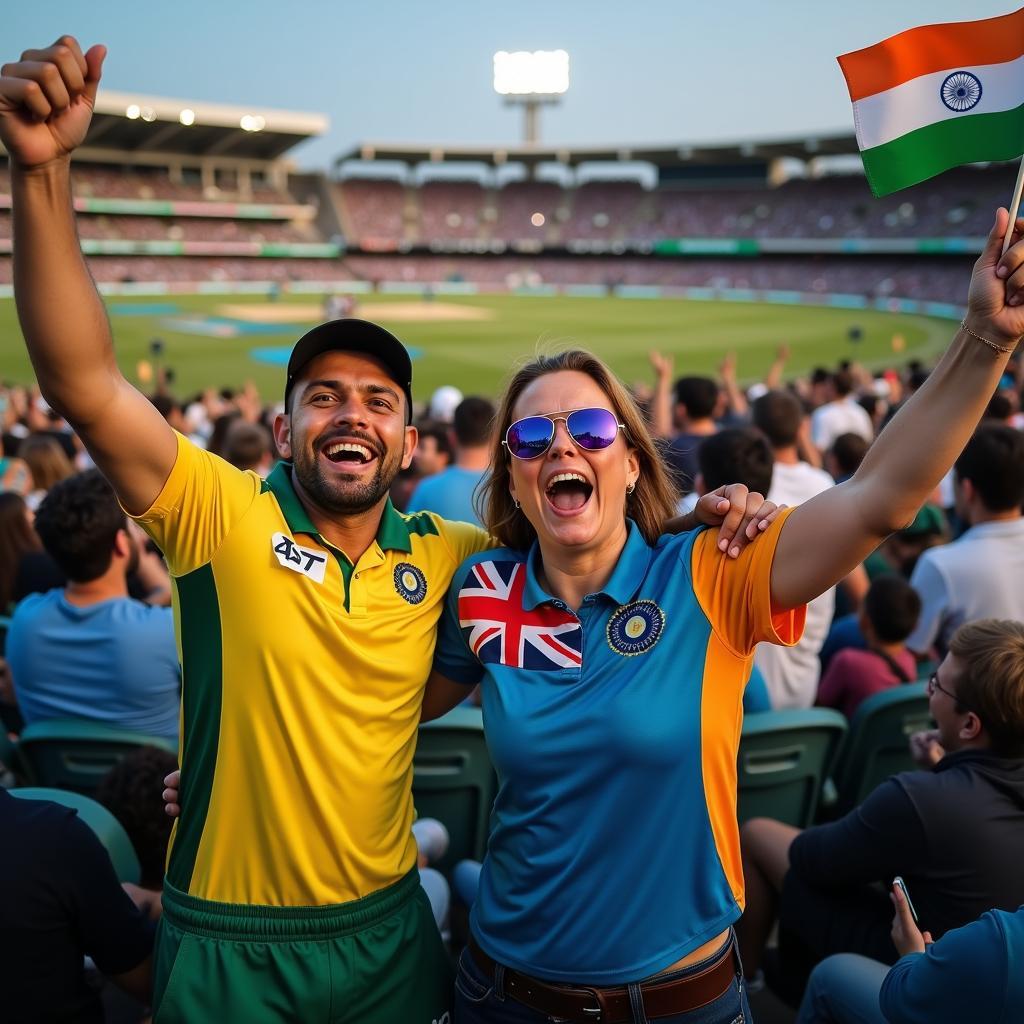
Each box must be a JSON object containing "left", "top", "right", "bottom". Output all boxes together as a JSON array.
[{"left": 739, "top": 618, "right": 1024, "bottom": 996}]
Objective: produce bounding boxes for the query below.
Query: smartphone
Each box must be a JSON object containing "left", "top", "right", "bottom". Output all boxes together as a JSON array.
[{"left": 893, "top": 876, "right": 919, "bottom": 924}]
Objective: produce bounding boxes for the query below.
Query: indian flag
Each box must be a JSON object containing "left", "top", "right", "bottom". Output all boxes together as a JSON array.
[{"left": 838, "top": 6, "right": 1024, "bottom": 196}]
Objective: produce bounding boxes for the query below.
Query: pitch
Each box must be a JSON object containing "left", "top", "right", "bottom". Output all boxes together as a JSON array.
[{"left": 0, "top": 292, "right": 955, "bottom": 401}]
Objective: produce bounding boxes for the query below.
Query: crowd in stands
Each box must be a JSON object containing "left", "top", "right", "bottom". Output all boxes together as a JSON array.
[
  {"left": 1, "top": 160, "right": 998, "bottom": 304},
  {"left": 334, "top": 166, "right": 1002, "bottom": 249},
  {"left": 26, "top": 161, "right": 295, "bottom": 205},
  {"left": 341, "top": 254, "right": 974, "bottom": 304},
  {"left": 72, "top": 215, "right": 318, "bottom": 244}
]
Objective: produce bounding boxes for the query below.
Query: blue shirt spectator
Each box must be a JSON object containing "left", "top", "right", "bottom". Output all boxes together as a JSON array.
[
  {"left": 407, "top": 395, "right": 494, "bottom": 526},
  {"left": 407, "top": 466, "right": 485, "bottom": 525},
  {"left": 7, "top": 469, "right": 179, "bottom": 742},
  {"left": 8, "top": 592, "right": 179, "bottom": 742}
]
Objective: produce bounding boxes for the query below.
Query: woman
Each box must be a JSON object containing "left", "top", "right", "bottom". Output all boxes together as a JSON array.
[
  {"left": 0, "top": 491, "right": 40, "bottom": 614},
  {"left": 17, "top": 433, "right": 74, "bottom": 510},
  {"left": 420, "top": 211, "right": 1024, "bottom": 1024}
]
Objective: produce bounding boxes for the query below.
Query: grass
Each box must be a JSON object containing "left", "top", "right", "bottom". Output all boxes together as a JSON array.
[{"left": 0, "top": 292, "right": 956, "bottom": 402}]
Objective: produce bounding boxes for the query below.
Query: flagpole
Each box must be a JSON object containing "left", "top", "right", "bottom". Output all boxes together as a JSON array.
[{"left": 1001, "top": 153, "right": 1024, "bottom": 255}]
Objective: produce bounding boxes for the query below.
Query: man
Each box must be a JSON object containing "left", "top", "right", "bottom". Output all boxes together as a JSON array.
[
  {"left": 810, "top": 368, "right": 874, "bottom": 453},
  {"left": 0, "top": 38, "right": 767, "bottom": 1023},
  {"left": 411, "top": 419, "right": 452, "bottom": 479},
  {"left": 738, "top": 618, "right": 1024, "bottom": 994},
  {"left": 906, "top": 423, "right": 1024, "bottom": 658},
  {"left": 752, "top": 390, "right": 837, "bottom": 707},
  {"left": 1, "top": 39, "right": 479, "bottom": 1022},
  {"left": 221, "top": 419, "right": 274, "bottom": 476},
  {"left": 0, "top": 787, "right": 156, "bottom": 1023},
  {"left": 6, "top": 470, "right": 180, "bottom": 743},
  {"left": 665, "top": 375, "right": 720, "bottom": 493},
  {"left": 407, "top": 396, "right": 494, "bottom": 525}
]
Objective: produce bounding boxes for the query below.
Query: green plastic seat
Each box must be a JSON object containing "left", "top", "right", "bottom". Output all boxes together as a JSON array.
[
  {"left": 737, "top": 708, "right": 848, "bottom": 828},
  {"left": 414, "top": 705, "right": 496, "bottom": 874},
  {"left": 826, "top": 683, "right": 932, "bottom": 816},
  {"left": 11, "top": 786, "right": 141, "bottom": 883},
  {"left": 16, "top": 719, "right": 176, "bottom": 796}
]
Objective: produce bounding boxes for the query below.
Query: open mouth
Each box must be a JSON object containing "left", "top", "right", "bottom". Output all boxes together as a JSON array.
[
  {"left": 321, "top": 438, "right": 378, "bottom": 468},
  {"left": 545, "top": 472, "right": 593, "bottom": 514}
]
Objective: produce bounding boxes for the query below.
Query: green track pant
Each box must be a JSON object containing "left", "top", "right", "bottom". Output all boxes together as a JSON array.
[{"left": 154, "top": 869, "right": 453, "bottom": 1024}]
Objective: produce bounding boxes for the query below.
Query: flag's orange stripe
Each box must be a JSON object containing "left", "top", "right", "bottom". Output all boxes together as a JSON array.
[{"left": 839, "top": 6, "right": 1024, "bottom": 101}]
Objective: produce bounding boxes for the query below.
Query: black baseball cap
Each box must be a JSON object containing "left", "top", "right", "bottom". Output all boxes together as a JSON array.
[{"left": 284, "top": 318, "right": 414, "bottom": 418}]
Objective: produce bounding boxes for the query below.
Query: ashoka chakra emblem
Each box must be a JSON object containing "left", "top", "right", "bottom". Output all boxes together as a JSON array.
[{"left": 940, "top": 72, "right": 982, "bottom": 113}]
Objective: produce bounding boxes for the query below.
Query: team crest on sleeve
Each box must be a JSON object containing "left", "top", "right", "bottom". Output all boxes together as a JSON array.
[
  {"left": 457, "top": 560, "right": 582, "bottom": 671},
  {"left": 394, "top": 562, "right": 428, "bottom": 604},
  {"left": 607, "top": 600, "right": 665, "bottom": 656}
]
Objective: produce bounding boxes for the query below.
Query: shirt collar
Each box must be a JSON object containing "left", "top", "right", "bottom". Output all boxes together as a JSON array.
[
  {"left": 265, "top": 461, "right": 413, "bottom": 554},
  {"left": 521, "top": 520, "right": 653, "bottom": 609},
  {"left": 962, "top": 516, "right": 1024, "bottom": 538}
]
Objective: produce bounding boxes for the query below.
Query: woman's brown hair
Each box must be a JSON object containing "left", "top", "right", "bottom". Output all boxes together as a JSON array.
[
  {"left": 18, "top": 434, "right": 74, "bottom": 493},
  {"left": 0, "top": 491, "right": 40, "bottom": 611},
  {"left": 479, "top": 350, "right": 679, "bottom": 551}
]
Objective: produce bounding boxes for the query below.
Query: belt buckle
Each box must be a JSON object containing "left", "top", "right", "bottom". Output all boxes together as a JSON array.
[{"left": 580, "top": 987, "right": 607, "bottom": 1021}]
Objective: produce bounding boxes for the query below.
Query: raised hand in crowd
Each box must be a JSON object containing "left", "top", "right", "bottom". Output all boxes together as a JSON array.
[{"left": 647, "top": 349, "right": 674, "bottom": 438}]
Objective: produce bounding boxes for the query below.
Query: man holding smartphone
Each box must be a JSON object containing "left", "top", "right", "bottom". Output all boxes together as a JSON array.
[{"left": 738, "top": 618, "right": 1024, "bottom": 995}]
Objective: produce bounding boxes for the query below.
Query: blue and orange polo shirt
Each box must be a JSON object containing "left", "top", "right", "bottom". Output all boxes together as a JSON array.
[{"left": 434, "top": 511, "right": 805, "bottom": 984}]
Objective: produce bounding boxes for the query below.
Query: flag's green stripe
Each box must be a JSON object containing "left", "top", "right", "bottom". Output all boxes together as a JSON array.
[{"left": 861, "top": 102, "right": 1024, "bottom": 197}]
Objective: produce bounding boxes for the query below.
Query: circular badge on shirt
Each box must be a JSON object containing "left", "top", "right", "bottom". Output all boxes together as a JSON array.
[
  {"left": 606, "top": 600, "right": 665, "bottom": 656},
  {"left": 394, "top": 562, "right": 428, "bottom": 604}
]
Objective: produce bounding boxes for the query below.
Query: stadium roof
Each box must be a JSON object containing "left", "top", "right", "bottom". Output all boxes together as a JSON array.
[
  {"left": 336, "top": 132, "right": 859, "bottom": 170},
  {"left": 77, "top": 90, "right": 328, "bottom": 161}
]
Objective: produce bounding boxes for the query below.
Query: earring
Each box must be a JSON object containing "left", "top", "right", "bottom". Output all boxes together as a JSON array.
[
  {"left": 514, "top": 499, "right": 521, "bottom": 509},
  {"left": 626, "top": 482, "right": 635, "bottom": 495}
]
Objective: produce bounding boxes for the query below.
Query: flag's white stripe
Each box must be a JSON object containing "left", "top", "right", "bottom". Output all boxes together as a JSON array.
[{"left": 853, "top": 55, "right": 1024, "bottom": 151}]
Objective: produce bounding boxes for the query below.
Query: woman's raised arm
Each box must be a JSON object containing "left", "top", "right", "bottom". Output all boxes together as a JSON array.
[{"left": 771, "top": 209, "right": 1023, "bottom": 609}]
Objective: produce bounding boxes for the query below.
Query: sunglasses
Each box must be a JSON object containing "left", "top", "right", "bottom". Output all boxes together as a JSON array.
[{"left": 503, "top": 407, "right": 626, "bottom": 460}]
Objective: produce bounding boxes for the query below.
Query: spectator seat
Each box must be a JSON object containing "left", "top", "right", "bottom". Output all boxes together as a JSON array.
[
  {"left": 737, "top": 709, "right": 847, "bottom": 828},
  {"left": 16, "top": 719, "right": 176, "bottom": 796},
  {"left": 824, "top": 682, "right": 931, "bottom": 817},
  {"left": 414, "top": 705, "right": 496, "bottom": 874}
]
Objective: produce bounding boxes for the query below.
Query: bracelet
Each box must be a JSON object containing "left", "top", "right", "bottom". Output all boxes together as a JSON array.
[{"left": 960, "top": 319, "right": 1017, "bottom": 355}]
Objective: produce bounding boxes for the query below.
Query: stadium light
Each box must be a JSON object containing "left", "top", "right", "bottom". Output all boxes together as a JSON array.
[
  {"left": 179, "top": 108, "right": 196, "bottom": 126},
  {"left": 493, "top": 50, "right": 569, "bottom": 96},
  {"left": 125, "top": 104, "right": 141, "bottom": 119},
  {"left": 493, "top": 49, "right": 569, "bottom": 145}
]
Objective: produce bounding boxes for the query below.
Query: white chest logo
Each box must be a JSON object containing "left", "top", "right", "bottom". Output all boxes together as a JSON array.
[{"left": 272, "top": 533, "right": 328, "bottom": 583}]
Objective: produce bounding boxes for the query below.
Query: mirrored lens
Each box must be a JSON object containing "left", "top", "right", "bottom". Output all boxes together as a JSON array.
[
  {"left": 506, "top": 416, "right": 555, "bottom": 459},
  {"left": 566, "top": 408, "right": 620, "bottom": 450}
]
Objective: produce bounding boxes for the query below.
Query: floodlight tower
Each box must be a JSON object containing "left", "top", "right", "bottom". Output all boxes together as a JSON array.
[{"left": 492, "top": 49, "right": 569, "bottom": 145}]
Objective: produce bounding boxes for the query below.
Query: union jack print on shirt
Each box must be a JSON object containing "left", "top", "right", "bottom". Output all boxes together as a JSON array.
[{"left": 458, "top": 560, "right": 583, "bottom": 670}]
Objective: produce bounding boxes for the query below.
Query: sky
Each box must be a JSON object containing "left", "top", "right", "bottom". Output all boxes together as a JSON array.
[{"left": 6, "top": 1, "right": 1017, "bottom": 170}]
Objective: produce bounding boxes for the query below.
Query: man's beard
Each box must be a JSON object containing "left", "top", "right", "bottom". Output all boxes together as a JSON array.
[{"left": 293, "top": 437, "right": 401, "bottom": 516}]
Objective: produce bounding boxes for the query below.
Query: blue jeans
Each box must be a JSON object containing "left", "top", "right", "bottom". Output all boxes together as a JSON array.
[
  {"left": 795, "top": 954, "right": 889, "bottom": 1024},
  {"left": 454, "top": 937, "right": 751, "bottom": 1024}
]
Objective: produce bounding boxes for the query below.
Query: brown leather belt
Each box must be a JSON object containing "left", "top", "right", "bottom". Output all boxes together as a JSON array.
[{"left": 466, "top": 935, "right": 738, "bottom": 1023}]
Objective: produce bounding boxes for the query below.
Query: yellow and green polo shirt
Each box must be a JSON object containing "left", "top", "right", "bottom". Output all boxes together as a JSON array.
[{"left": 135, "top": 432, "right": 488, "bottom": 907}]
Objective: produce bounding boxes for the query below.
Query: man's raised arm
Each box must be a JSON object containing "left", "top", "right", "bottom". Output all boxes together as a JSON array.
[{"left": 1, "top": 37, "right": 177, "bottom": 513}]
